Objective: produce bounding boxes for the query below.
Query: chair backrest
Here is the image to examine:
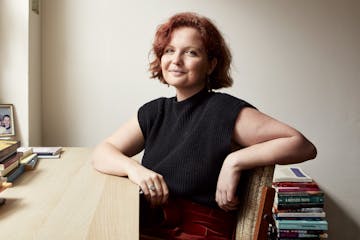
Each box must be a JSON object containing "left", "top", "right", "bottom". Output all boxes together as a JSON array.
[{"left": 235, "top": 165, "right": 275, "bottom": 240}]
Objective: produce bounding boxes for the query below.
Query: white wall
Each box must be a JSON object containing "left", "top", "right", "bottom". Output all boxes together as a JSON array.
[
  {"left": 0, "top": 0, "right": 30, "bottom": 145},
  {"left": 29, "top": 3, "right": 42, "bottom": 146},
  {"left": 41, "top": 1, "right": 360, "bottom": 239},
  {"left": 0, "top": 0, "right": 41, "bottom": 146}
]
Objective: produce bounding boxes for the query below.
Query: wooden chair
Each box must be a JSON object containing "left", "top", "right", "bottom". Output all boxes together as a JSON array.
[
  {"left": 140, "top": 164, "right": 276, "bottom": 240},
  {"left": 235, "top": 165, "right": 276, "bottom": 240}
]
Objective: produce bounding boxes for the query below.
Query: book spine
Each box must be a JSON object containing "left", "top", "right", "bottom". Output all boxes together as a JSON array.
[
  {"left": 273, "top": 182, "right": 319, "bottom": 188},
  {"left": 276, "top": 220, "right": 328, "bottom": 231},
  {"left": 277, "top": 195, "right": 324, "bottom": 204},
  {"left": 277, "top": 191, "right": 324, "bottom": 196},
  {"left": 20, "top": 153, "right": 37, "bottom": 164},
  {"left": 6, "top": 164, "right": 25, "bottom": 182},
  {"left": 0, "top": 153, "right": 19, "bottom": 170},
  {"left": 24, "top": 156, "right": 39, "bottom": 170},
  {"left": 19, "top": 150, "right": 33, "bottom": 160},
  {"left": 276, "top": 212, "right": 326, "bottom": 218},
  {"left": 277, "top": 237, "right": 322, "bottom": 240},
  {"left": 278, "top": 231, "right": 323, "bottom": 238},
  {"left": 0, "top": 141, "right": 21, "bottom": 160},
  {"left": 276, "top": 187, "right": 321, "bottom": 193},
  {"left": 278, "top": 229, "right": 326, "bottom": 235},
  {"left": 276, "top": 217, "right": 325, "bottom": 221},
  {"left": 0, "top": 160, "right": 19, "bottom": 176},
  {"left": 275, "top": 203, "right": 324, "bottom": 210},
  {"left": 276, "top": 224, "right": 328, "bottom": 231},
  {"left": 274, "top": 207, "right": 324, "bottom": 213},
  {"left": 0, "top": 151, "right": 17, "bottom": 163}
]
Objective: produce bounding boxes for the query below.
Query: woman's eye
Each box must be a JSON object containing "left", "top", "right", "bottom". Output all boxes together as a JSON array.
[
  {"left": 164, "top": 48, "right": 174, "bottom": 54},
  {"left": 185, "top": 50, "right": 197, "bottom": 56}
]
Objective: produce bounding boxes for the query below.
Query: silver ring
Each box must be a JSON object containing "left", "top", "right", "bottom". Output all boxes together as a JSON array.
[{"left": 149, "top": 185, "right": 156, "bottom": 191}]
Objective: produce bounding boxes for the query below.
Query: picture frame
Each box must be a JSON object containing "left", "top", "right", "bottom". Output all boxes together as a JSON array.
[{"left": 0, "top": 104, "right": 15, "bottom": 137}]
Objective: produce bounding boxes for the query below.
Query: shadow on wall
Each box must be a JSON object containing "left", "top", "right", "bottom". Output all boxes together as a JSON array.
[{"left": 325, "top": 194, "right": 360, "bottom": 239}]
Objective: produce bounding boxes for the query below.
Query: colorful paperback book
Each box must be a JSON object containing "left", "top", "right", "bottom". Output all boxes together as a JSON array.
[
  {"left": 275, "top": 194, "right": 324, "bottom": 204},
  {"left": 273, "top": 166, "right": 313, "bottom": 183},
  {"left": 0, "top": 140, "right": 20, "bottom": 152},
  {"left": 275, "top": 202, "right": 324, "bottom": 210},
  {"left": 274, "top": 214, "right": 325, "bottom": 221},
  {"left": 278, "top": 229, "right": 326, "bottom": 234},
  {"left": 275, "top": 219, "right": 328, "bottom": 230},
  {"left": 17, "top": 147, "right": 33, "bottom": 159},
  {"left": 0, "top": 153, "right": 20, "bottom": 170},
  {"left": 5, "top": 164, "right": 25, "bottom": 182},
  {"left": 278, "top": 231, "right": 328, "bottom": 238},
  {"left": 24, "top": 155, "right": 39, "bottom": 170},
  {"left": 0, "top": 158, "right": 19, "bottom": 176},
  {"left": 20, "top": 153, "right": 37, "bottom": 164},
  {"left": 277, "top": 191, "right": 324, "bottom": 197},
  {"left": 275, "top": 186, "right": 321, "bottom": 193},
  {"left": 32, "top": 147, "right": 62, "bottom": 156},
  {"left": 278, "top": 232, "right": 328, "bottom": 238},
  {"left": 0, "top": 140, "right": 21, "bottom": 162},
  {"left": 273, "top": 181, "right": 320, "bottom": 188},
  {"left": 275, "top": 211, "right": 326, "bottom": 218},
  {"left": 273, "top": 207, "right": 324, "bottom": 214}
]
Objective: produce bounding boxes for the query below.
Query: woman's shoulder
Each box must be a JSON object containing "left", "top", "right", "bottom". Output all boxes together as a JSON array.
[
  {"left": 137, "top": 96, "right": 175, "bottom": 131},
  {"left": 140, "top": 96, "right": 173, "bottom": 109},
  {"left": 210, "top": 91, "right": 255, "bottom": 109}
]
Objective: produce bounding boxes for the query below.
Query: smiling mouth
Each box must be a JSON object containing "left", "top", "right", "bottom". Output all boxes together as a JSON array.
[
  {"left": 169, "top": 71, "right": 186, "bottom": 77},
  {"left": 169, "top": 70, "right": 186, "bottom": 74}
]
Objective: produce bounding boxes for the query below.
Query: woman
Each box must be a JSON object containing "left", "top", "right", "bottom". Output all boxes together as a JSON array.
[{"left": 92, "top": 12, "right": 317, "bottom": 239}]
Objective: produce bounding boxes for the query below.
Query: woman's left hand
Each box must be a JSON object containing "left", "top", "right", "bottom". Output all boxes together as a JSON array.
[{"left": 215, "top": 156, "right": 241, "bottom": 211}]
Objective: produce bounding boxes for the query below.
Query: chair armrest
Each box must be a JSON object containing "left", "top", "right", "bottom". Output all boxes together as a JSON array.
[
  {"left": 254, "top": 187, "right": 275, "bottom": 240},
  {"left": 235, "top": 165, "right": 275, "bottom": 240}
]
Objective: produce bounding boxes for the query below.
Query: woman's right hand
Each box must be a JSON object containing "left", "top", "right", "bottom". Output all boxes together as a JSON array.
[
  {"left": 92, "top": 116, "right": 169, "bottom": 206},
  {"left": 128, "top": 165, "right": 169, "bottom": 207}
]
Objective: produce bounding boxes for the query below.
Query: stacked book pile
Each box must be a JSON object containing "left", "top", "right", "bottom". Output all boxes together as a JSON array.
[
  {"left": 0, "top": 141, "right": 39, "bottom": 184},
  {"left": 1, "top": 141, "right": 62, "bottom": 185},
  {"left": 1, "top": 140, "right": 20, "bottom": 206},
  {"left": 272, "top": 166, "right": 328, "bottom": 239}
]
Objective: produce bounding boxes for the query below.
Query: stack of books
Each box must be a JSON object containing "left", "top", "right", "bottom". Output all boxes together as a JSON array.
[
  {"left": 0, "top": 140, "right": 24, "bottom": 183},
  {"left": 272, "top": 166, "right": 328, "bottom": 239},
  {"left": 1, "top": 142, "right": 63, "bottom": 206},
  {"left": 0, "top": 142, "right": 63, "bottom": 185}
]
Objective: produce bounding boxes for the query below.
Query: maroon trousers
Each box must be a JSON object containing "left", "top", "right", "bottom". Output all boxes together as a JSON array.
[{"left": 140, "top": 197, "right": 237, "bottom": 240}]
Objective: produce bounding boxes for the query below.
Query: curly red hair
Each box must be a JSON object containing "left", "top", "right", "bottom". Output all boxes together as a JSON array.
[{"left": 149, "top": 12, "right": 233, "bottom": 90}]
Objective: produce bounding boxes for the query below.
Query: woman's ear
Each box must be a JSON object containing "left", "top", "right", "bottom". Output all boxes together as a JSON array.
[{"left": 207, "top": 58, "right": 217, "bottom": 75}]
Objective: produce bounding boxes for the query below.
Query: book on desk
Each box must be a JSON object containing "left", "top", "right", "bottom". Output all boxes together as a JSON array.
[
  {"left": 32, "top": 146, "right": 62, "bottom": 158},
  {"left": 0, "top": 140, "right": 21, "bottom": 162}
]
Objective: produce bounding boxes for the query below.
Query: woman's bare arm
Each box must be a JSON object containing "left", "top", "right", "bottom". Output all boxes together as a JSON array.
[
  {"left": 216, "top": 108, "right": 317, "bottom": 211},
  {"left": 91, "top": 116, "right": 169, "bottom": 206}
]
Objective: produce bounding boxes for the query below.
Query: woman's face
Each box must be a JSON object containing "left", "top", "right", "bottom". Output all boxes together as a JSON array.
[
  {"left": 3, "top": 116, "right": 10, "bottom": 128},
  {"left": 161, "top": 27, "right": 216, "bottom": 93}
]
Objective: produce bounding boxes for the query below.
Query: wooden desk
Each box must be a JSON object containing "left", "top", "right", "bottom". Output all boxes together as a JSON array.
[{"left": 0, "top": 148, "right": 139, "bottom": 240}]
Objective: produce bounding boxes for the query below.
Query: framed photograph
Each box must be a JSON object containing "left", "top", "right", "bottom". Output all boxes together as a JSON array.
[{"left": 0, "top": 104, "right": 15, "bottom": 137}]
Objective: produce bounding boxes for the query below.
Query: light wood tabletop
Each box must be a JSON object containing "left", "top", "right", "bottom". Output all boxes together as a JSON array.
[{"left": 0, "top": 147, "right": 139, "bottom": 240}]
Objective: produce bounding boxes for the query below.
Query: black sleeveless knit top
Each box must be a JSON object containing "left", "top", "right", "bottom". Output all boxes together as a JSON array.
[{"left": 138, "top": 88, "right": 254, "bottom": 208}]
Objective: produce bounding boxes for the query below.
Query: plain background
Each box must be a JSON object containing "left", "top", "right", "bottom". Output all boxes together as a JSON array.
[{"left": 1, "top": 1, "right": 359, "bottom": 239}]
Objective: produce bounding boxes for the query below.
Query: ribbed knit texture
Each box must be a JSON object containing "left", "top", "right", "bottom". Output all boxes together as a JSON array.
[{"left": 138, "top": 88, "right": 254, "bottom": 208}]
